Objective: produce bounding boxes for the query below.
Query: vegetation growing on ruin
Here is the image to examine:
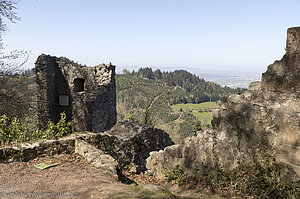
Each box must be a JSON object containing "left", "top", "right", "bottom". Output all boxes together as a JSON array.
[
  {"left": 163, "top": 160, "right": 300, "bottom": 198},
  {"left": 164, "top": 167, "right": 188, "bottom": 186},
  {"left": 195, "top": 161, "right": 300, "bottom": 198}
]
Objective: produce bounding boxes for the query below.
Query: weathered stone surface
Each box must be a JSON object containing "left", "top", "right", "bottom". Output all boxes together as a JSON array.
[
  {"left": 0, "top": 137, "right": 76, "bottom": 163},
  {"left": 82, "top": 121, "right": 174, "bottom": 173},
  {"left": 248, "top": 81, "right": 261, "bottom": 91},
  {"left": 261, "top": 27, "right": 300, "bottom": 93},
  {"left": 75, "top": 139, "right": 118, "bottom": 178},
  {"left": 213, "top": 86, "right": 300, "bottom": 172},
  {"left": 146, "top": 129, "right": 240, "bottom": 178},
  {"left": 286, "top": 27, "right": 300, "bottom": 55},
  {"left": 35, "top": 54, "right": 116, "bottom": 132}
]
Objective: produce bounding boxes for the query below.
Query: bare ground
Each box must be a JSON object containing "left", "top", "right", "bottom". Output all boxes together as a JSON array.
[
  {"left": 0, "top": 154, "right": 223, "bottom": 199},
  {"left": 0, "top": 154, "right": 128, "bottom": 199}
]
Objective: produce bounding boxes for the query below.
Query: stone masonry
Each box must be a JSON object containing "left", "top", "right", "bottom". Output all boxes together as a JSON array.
[
  {"left": 35, "top": 54, "right": 117, "bottom": 132},
  {"left": 0, "top": 122, "right": 173, "bottom": 175}
]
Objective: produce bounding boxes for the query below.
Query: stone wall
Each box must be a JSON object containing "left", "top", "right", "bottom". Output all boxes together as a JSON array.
[
  {"left": 213, "top": 27, "right": 300, "bottom": 173},
  {"left": 0, "top": 136, "right": 76, "bottom": 163},
  {"left": 146, "top": 130, "right": 217, "bottom": 178},
  {"left": 35, "top": 54, "right": 116, "bottom": 132},
  {"left": 75, "top": 139, "right": 118, "bottom": 178},
  {"left": 0, "top": 121, "right": 173, "bottom": 174}
]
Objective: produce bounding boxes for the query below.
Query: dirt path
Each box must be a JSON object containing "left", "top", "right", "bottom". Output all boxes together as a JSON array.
[
  {"left": 0, "top": 154, "right": 128, "bottom": 199},
  {"left": 149, "top": 86, "right": 174, "bottom": 109},
  {"left": 148, "top": 92, "right": 163, "bottom": 109}
]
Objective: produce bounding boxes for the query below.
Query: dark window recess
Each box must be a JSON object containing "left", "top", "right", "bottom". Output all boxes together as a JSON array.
[{"left": 74, "top": 78, "right": 85, "bottom": 92}]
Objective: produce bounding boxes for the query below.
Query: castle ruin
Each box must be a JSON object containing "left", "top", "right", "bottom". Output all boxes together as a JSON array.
[{"left": 35, "top": 54, "right": 117, "bottom": 132}]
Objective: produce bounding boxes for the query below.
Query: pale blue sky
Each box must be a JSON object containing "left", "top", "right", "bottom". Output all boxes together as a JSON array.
[{"left": 2, "top": 0, "right": 300, "bottom": 73}]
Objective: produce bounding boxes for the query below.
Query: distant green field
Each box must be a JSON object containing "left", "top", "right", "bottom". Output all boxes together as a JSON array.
[
  {"left": 171, "top": 102, "right": 220, "bottom": 126},
  {"left": 171, "top": 102, "right": 219, "bottom": 112}
]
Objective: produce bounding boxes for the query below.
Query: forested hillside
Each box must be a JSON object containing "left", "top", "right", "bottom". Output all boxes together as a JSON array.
[
  {"left": 117, "top": 68, "right": 246, "bottom": 142},
  {"left": 130, "top": 67, "right": 245, "bottom": 103}
]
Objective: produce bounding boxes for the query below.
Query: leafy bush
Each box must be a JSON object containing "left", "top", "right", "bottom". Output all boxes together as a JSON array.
[
  {"left": 0, "top": 112, "right": 72, "bottom": 146},
  {"left": 43, "top": 112, "right": 72, "bottom": 139},
  {"left": 164, "top": 167, "right": 188, "bottom": 186},
  {"left": 197, "top": 163, "right": 300, "bottom": 198},
  {"left": 0, "top": 115, "right": 27, "bottom": 145}
]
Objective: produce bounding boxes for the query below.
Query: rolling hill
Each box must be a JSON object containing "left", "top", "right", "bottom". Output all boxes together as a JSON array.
[{"left": 116, "top": 68, "right": 245, "bottom": 142}]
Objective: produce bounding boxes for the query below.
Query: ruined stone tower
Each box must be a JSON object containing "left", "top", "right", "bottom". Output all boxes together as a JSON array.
[
  {"left": 262, "top": 27, "right": 300, "bottom": 93},
  {"left": 35, "top": 54, "right": 117, "bottom": 132}
]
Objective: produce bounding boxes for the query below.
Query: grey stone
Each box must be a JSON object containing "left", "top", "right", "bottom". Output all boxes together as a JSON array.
[
  {"left": 75, "top": 139, "right": 118, "bottom": 178},
  {"left": 146, "top": 130, "right": 224, "bottom": 178},
  {"left": 248, "top": 81, "right": 261, "bottom": 91}
]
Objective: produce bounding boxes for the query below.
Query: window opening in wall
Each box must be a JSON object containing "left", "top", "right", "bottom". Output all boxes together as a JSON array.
[
  {"left": 59, "top": 95, "right": 69, "bottom": 106},
  {"left": 74, "top": 78, "right": 85, "bottom": 92}
]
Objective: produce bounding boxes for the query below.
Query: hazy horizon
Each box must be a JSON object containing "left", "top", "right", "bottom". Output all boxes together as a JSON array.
[{"left": 2, "top": 0, "right": 300, "bottom": 74}]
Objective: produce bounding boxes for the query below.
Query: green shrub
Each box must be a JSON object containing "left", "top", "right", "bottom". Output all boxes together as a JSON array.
[
  {"left": 197, "top": 163, "right": 300, "bottom": 198},
  {"left": 43, "top": 112, "right": 72, "bottom": 139},
  {"left": 164, "top": 167, "right": 188, "bottom": 186},
  {"left": 0, "top": 112, "right": 72, "bottom": 146}
]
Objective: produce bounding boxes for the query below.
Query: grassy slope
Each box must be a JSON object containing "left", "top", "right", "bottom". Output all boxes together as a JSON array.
[
  {"left": 116, "top": 74, "right": 221, "bottom": 142},
  {"left": 171, "top": 102, "right": 220, "bottom": 126},
  {"left": 116, "top": 74, "right": 183, "bottom": 124}
]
